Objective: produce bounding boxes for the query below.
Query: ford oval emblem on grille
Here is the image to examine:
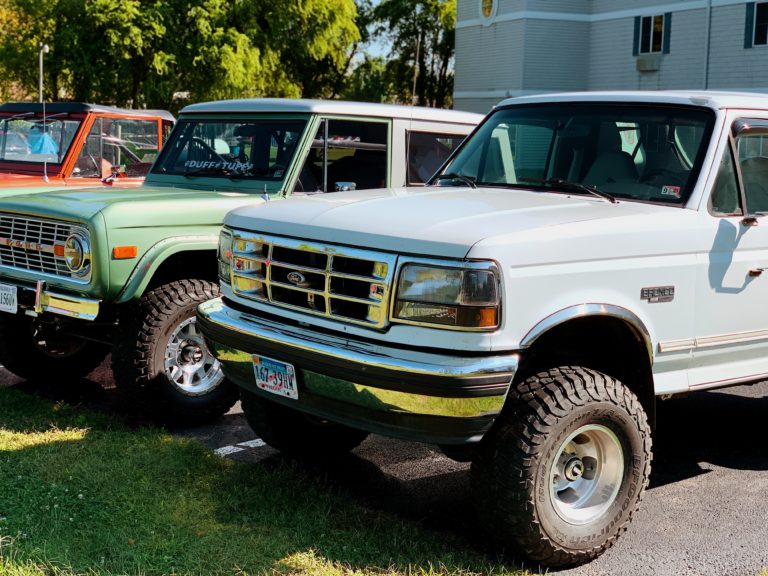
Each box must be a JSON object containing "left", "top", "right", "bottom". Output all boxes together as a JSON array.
[{"left": 286, "top": 272, "right": 306, "bottom": 286}]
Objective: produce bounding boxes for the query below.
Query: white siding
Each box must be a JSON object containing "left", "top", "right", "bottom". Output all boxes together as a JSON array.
[
  {"left": 522, "top": 19, "right": 589, "bottom": 91},
  {"left": 587, "top": 18, "right": 640, "bottom": 90},
  {"left": 708, "top": 3, "right": 768, "bottom": 90},
  {"left": 454, "top": 19, "right": 526, "bottom": 93},
  {"left": 454, "top": 0, "right": 768, "bottom": 107}
]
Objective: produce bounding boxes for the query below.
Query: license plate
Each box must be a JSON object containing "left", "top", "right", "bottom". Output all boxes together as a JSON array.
[
  {"left": 0, "top": 284, "right": 17, "bottom": 314},
  {"left": 252, "top": 355, "right": 298, "bottom": 399}
]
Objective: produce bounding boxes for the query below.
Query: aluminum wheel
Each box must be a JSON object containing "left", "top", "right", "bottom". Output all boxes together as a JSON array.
[
  {"left": 549, "top": 423, "right": 624, "bottom": 525},
  {"left": 164, "top": 317, "right": 223, "bottom": 396}
]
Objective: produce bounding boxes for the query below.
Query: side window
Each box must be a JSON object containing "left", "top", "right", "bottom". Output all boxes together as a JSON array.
[
  {"left": 162, "top": 121, "right": 173, "bottom": 145},
  {"left": 73, "top": 120, "right": 109, "bottom": 178},
  {"left": 737, "top": 133, "right": 768, "bottom": 213},
  {"left": 104, "top": 119, "right": 161, "bottom": 177},
  {"left": 710, "top": 144, "right": 742, "bottom": 216},
  {"left": 294, "top": 119, "right": 388, "bottom": 193},
  {"left": 73, "top": 118, "right": 161, "bottom": 178},
  {"left": 406, "top": 132, "right": 464, "bottom": 185}
]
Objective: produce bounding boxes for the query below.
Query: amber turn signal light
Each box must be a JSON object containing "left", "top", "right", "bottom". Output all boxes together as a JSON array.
[{"left": 113, "top": 246, "right": 138, "bottom": 259}]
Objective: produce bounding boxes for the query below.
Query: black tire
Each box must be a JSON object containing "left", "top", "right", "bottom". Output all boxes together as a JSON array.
[
  {"left": 0, "top": 313, "right": 108, "bottom": 381},
  {"left": 112, "top": 279, "right": 238, "bottom": 423},
  {"left": 240, "top": 389, "right": 369, "bottom": 457},
  {"left": 471, "top": 366, "right": 651, "bottom": 568}
]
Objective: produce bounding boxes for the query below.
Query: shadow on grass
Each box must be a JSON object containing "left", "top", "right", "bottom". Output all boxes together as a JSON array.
[
  {"left": 0, "top": 386, "right": 528, "bottom": 576},
  {"left": 9, "top": 375, "right": 768, "bottom": 574}
]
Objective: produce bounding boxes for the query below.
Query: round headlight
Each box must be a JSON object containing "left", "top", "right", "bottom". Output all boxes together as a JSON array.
[{"left": 64, "top": 234, "right": 86, "bottom": 271}]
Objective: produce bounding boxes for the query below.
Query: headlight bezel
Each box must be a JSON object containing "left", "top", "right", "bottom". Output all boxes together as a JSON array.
[
  {"left": 63, "top": 232, "right": 91, "bottom": 277},
  {"left": 390, "top": 259, "right": 502, "bottom": 331}
]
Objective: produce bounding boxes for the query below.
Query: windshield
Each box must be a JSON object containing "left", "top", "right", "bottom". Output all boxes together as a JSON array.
[
  {"left": 152, "top": 119, "right": 307, "bottom": 180},
  {"left": 439, "top": 103, "right": 716, "bottom": 205},
  {"left": 0, "top": 115, "right": 81, "bottom": 164}
]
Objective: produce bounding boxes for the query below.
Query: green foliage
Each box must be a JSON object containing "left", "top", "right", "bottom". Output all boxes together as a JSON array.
[
  {"left": 341, "top": 56, "right": 394, "bottom": 103},
  {"left": 0, "top": 387, "right": 531, "bottom": 575},
  {"left": 371, "top": 0, "right": 456, "bottom": 108},
  {"left": 0, "top": 0, "right": 360, "bottom": 111}
]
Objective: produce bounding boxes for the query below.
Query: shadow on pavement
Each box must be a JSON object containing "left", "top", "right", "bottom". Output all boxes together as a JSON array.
[{"left": 5, "top": 366, "right": 768, "bottom": 571}]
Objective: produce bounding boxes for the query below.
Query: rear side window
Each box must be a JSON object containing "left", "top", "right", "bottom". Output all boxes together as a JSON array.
[{"left": 406, "top": 132, "right": 465, "bottom": 185}]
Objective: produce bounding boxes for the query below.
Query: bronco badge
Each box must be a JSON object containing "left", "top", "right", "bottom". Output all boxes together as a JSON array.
[{"left": 640, "top": 286, "right": 675, "bottom": 303}]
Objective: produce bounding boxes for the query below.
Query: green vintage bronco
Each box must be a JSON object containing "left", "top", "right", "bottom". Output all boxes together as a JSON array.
[{"left": 0, "top": 99, "right": 481, "bottom": 420}]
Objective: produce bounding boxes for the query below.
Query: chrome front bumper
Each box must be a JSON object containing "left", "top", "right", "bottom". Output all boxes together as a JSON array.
[
  {"left": 3, "top": 280, "right": 99, "bottom": 321},
  {"left": 197, "top": 298, "right": 519, "bottom": 444}
]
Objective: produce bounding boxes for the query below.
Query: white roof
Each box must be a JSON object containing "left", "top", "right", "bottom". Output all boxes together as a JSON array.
[
  {"left": 180, "top": 98, "right": 483, "bottom": 125},
  {"left": 497, "top": 90, "right": 768, "bottom": 111}
]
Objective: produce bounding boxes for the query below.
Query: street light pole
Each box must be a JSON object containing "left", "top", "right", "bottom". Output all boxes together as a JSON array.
[{"left": 38, "top": 42, "right": 49, "bottom": 103}]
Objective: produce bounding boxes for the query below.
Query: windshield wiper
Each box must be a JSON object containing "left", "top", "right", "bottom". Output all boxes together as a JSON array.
[
  {"left": 434, "top": 172, "right": 476, "bottom": 188},
  {"left": 520, "top": 177, "right": 617, "bottom": 204}
]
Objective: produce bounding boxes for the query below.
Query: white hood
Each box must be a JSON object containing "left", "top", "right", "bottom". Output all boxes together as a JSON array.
[{"left": 224, "top": 186, "right": 664, "bottom": 259}]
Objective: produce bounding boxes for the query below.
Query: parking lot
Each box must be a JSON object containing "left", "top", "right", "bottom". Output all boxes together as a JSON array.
[{"left": 2, "top": 361, "right": 767, "bottom": 576}]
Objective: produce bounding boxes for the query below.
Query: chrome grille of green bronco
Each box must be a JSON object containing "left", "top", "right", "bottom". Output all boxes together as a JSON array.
[
  {"left": 229, "top": 231, "right": 396, "bottom": 328},
  {"left": 0, "top": 215, "right": 86, "bottom": 278}
]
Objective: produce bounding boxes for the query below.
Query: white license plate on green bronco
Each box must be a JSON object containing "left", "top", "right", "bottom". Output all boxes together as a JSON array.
[
  {"left": 252, "top": 355, "right": 298, "bottom": 400},
  {"left": 0, "top": 284, "right": 17, "bottom": 314}
]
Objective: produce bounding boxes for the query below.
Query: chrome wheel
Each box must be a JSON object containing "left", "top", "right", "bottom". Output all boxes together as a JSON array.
[
  {"left": 164, "top": 317, "right": 223, "bottom": 396},
  {"left": 549, "top": 424, "right": 624, "bottom": 525}
]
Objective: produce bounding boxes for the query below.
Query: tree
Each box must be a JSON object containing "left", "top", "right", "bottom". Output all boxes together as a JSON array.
[
  {"left": 372, "top": 0, "right": 455, "bottom": 108},
  {"left": 341, "top": 55, "right": 393, "bottom": 103},
  {"left": 0, "top": 0, "right": 360, "bottom": 110}
]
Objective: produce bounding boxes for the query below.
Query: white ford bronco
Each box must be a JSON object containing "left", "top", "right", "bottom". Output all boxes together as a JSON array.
[{"left": 197, "top": 91, "right": 768, "bottom": 566}]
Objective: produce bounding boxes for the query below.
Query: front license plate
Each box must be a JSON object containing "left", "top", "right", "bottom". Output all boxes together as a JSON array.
[
  {"left": 0, "top": 284, "right": 17, "bottom": 314},
  {"left": 252, "top": 355, "right": 298, "bottom": 400}
]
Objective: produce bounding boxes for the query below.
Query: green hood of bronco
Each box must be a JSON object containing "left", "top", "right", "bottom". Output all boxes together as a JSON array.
[{"left": 0, "top": 184, "right": 265, "bottom": 226}]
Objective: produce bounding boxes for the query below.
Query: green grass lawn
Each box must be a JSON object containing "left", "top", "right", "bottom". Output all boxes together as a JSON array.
[{"left": 0, "top": 387, "right": 531, "bottom": 576}]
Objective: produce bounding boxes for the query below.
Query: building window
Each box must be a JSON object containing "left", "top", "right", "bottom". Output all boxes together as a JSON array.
[
  {"left": 479, "top": 0, "right": 497, "bottom": 26},
  {"left": 639, "top": 15, "right": 664, "bottom": 53},
  {"left": 755, "top": 3, "right": 768, "bottom": 45},
  {"left": 633, "top": 13, "right": 671, "bottom": 56}
]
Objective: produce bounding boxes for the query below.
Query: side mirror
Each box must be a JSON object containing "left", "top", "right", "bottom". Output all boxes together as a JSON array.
[{"left": 335, "top": 181, "right": 356, "bottom": 192}]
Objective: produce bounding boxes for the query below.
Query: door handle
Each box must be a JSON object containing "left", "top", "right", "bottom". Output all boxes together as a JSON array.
[{"left": 749, "top": 268, "right": 766, "bottom": 277}]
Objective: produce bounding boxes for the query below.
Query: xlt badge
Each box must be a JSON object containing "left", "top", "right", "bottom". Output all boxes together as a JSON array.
[{"left": 641, "top": 286, "right": 675, "bottom": 303}]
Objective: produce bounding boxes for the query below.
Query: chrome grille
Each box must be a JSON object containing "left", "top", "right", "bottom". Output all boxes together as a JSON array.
[
  {"left": 0, "top": 215, "right": 87, "bottom": 279},
  {"left": 229, "top": 231, "right": 397, "bottom": 328}
]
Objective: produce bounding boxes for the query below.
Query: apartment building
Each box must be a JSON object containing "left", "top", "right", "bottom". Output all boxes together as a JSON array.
[{"left": 454, "top": 0, "right": 768, "bottom": 113}]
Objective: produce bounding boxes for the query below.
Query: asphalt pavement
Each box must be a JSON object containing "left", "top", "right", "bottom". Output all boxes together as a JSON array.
[{"left": 2, "top": 359, "right": 767, "bottom": 576}]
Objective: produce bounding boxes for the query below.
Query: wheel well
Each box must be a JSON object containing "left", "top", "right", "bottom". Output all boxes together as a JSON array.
[
  {"left": 518, "top": 315, "right": 656, "bottom": 427},
  {"left": 145, "top": 249, "right": 218, "bottom": 291}
]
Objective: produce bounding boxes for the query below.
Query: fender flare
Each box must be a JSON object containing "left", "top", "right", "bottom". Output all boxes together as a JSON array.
[
  {"left": 114, "top": 234, "right": 218, "bottom": 303},
  {"left": 520, "top": 303, "right": 654, "bottom": 363}
]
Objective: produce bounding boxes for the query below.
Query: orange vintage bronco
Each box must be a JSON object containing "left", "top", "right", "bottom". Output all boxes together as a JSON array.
[{"left": 0, "top": 102, "right": 174, "bottom": 194}]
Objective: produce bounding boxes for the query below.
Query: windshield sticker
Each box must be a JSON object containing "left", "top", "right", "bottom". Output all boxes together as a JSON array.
[
  {"left": 273, "top": 169, "right": 284, "bottom": 178},
  {"left": 661, "top": 185, "right": 681, "bottom": 198},
  {"left": 184, "top": 160, "right": 253, "bottom": 172}
]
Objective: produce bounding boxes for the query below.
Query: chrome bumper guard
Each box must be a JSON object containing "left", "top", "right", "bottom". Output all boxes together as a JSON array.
[
  {"left": 197, "top": 298, "right": 519, "bottom": 444},
  {"left": 20, "top": 280, "right": 99, "bottom": 321}
]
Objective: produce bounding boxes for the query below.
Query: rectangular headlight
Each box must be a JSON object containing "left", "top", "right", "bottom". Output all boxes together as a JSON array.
[
  {"left": 393, "top": 263, "right": 500, "bottom": 330},
  {"left": 217, "top": 230, "right": 232, "bottom": 284}
]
